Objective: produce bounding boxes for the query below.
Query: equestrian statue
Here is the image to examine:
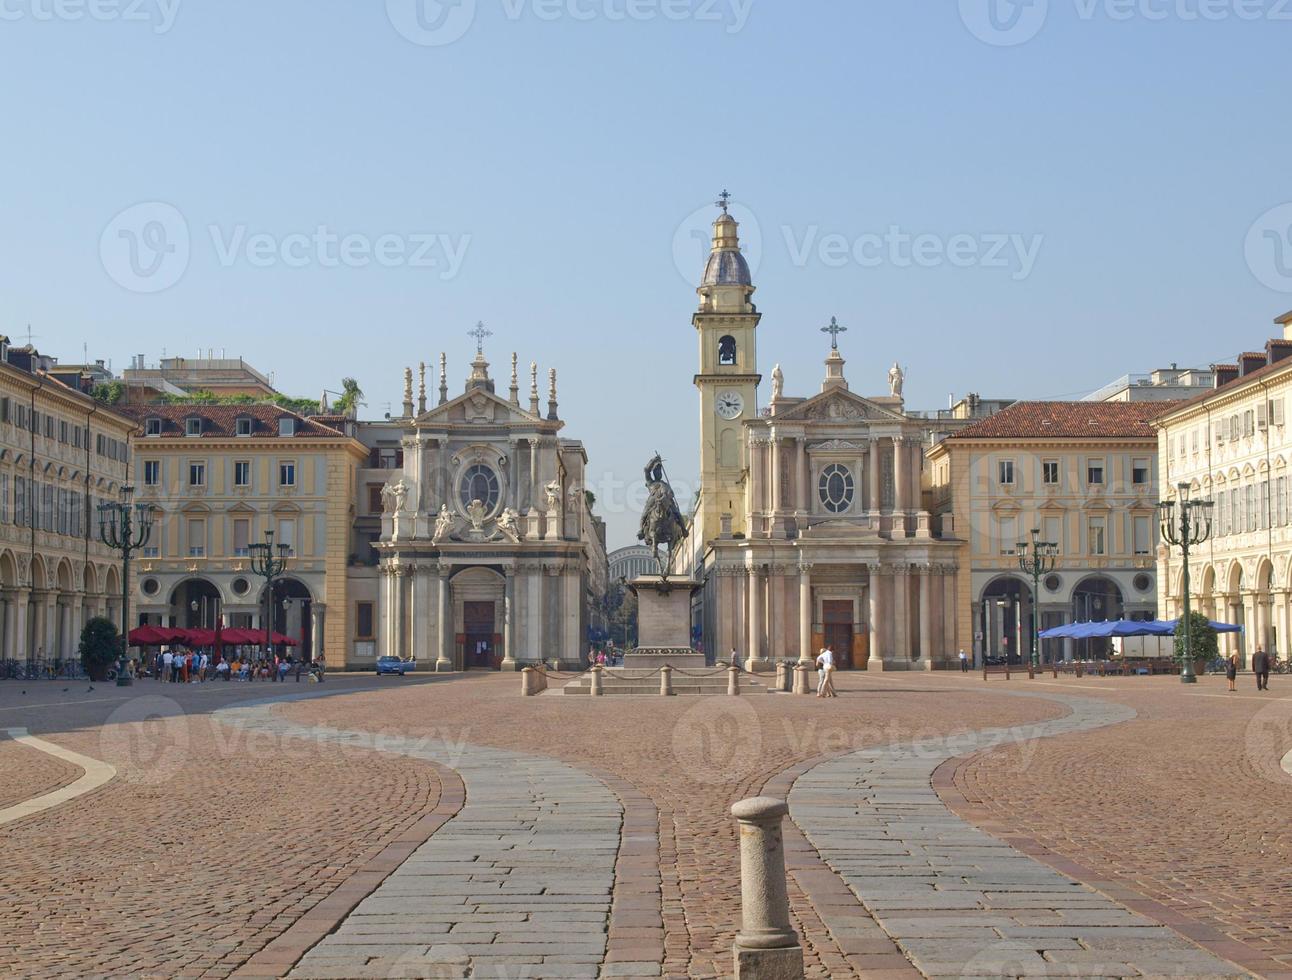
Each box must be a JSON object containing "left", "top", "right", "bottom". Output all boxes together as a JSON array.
[{"left": 637, "top": 453, "right": 689, "bottom": 578}]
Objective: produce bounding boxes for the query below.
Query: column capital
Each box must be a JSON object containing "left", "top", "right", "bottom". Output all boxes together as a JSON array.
[
  {"left": 866, "top": 561, "right": 885, "bottom": 575},
  {"left": 797, "top": 561, "right": 813, "bottom": 574}
]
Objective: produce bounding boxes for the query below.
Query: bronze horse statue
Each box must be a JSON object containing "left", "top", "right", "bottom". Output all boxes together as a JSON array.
[{"left": 638, "top": 453, "right": 689, "bottom": 577}]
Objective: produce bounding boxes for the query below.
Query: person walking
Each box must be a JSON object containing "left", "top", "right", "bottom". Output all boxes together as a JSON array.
[
  {"left": 815, "top": 646, "right": 837, "bottom": 698},
  {"left": 958, "top": 649, "right": 969, "bottom": 673},
  {"left": 161, "top": 648, "right": 173, "bottom": 682},
  {"left": 316, "top": 652, "right": 326, "bottom": 683},
  {"left": 295, "top": 658, "right": 304, "bottom": 682},
  {"left": 1226, "top": 651, "right": 1238, "bottom": 692},
  {"left": 1254, "top": 647, "right": 1271, "bottom": 691}
]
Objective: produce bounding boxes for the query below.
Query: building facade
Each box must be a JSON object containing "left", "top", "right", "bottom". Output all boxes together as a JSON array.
[
  {"left": 680, "top": 208, "right": 960, "bottom": 670},
  {"left": 373, "top": 347, "right": 606, "bottom": 671},
  {"left": 120, "top": 404, "right": 367, "bottom": 663},
  {"left": 0, "top": 341, "right": 135, "bottom": 662},
  {"left": 1154, "top": 313, "right": 1292, "bottom": 662},
  {"left": 927, "top": 401, "right": 1168, "bottom": 664}
]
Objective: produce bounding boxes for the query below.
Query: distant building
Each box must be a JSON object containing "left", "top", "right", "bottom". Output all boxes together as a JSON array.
[
  {"left": 608, "top": 545, "right": 656, "bottom": 583},
  {"left": 1084, "top": 365, "right": 1216, "bottom": 403},
  {"left": 120, "top": 354, "right": 279, "bottom": 403}
]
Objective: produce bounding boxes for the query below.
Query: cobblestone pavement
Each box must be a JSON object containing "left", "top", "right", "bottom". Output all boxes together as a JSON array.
[
  {"left": 281, "top": 672, "right": 1065, "bottom": 978},
  {"left": 0, "top": 736, "right": 80, "bottom": 809},
  {"left": 791, "top": 688, "right": 1248, "bottom": 978},
  {"left": 948, "top": 672, "right": 1292, "bottom": 976}
]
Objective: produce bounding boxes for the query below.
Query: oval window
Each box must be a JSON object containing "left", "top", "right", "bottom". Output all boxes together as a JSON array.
[
  {"left": 459, "top": 464, "right": 501, "bottom": 513},
  {"left": 818, "top": 463, "right": 854, "bottom": 514}
]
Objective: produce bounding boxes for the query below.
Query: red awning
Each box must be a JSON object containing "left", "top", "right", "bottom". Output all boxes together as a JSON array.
[{"left": 127, "top": 625, "right": 170, "bottom": 646}]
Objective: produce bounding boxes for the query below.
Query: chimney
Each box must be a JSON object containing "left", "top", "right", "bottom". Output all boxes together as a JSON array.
[
  {"left": 1239, "top": 352, "right": 1265, "bottom": 376},
  {"left": 1214, "top": 363, "right": 1239, "bottom": 388}
]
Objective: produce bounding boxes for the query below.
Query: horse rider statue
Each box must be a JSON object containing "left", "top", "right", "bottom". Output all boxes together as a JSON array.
[{"left": 638, "top": 452, "right": 689, "bottom": 577}]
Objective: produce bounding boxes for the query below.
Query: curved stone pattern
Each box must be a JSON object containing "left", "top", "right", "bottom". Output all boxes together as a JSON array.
[
  {"left": 0, "top": 727, "right": 117, "bottom": 826},
  {"left": 218, "top": 704, "right": 622, "bottom": 980},
  {"left": 790, "top": 693, "right": 1249, "bottom": 979}
]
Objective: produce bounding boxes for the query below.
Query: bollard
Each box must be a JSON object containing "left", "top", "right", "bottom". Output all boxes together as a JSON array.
[
  {"left": 1052, "top": 662, "right": 1059, "bottom": 679},
  {"left": 783, "top": 666, "right": 793, "bottom": 693},
  {"left": 660, "top": 665, "right": 673, "bottom": 696},
  {"left": 774, "top": 662, "right": 786, "bottom": 692},
  {"left": 521, "top": 667, "right": 536, "bottom": 697},
  {"left": 791, "top": 664, "right": 807, "bottom": 695},
  {"left": 1027, "top": 664, "right": 1035, "bottom": 680},
  {"left": 731, "top": 797, "right": 804, "bottom": 979},
  {"left": 590, "top": 665, "right": 603, "bottom": 697},
  {"left": 728, "top": 665, "right": 740, "bottom": 696}
]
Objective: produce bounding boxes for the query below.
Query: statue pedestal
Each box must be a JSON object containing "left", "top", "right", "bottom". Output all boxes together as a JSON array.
[{"left": 624, "top": 575, "right": 705, "bottom": 670}]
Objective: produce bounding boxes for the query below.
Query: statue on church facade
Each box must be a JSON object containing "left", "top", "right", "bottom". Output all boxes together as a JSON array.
[
  {"left": 382, "top": 479, "right": 408, "bottom": 514},
  {"left": 888, "top": 362, "right": 905, "bottom": 399},
  {"left": 497, "top": 507, "right": 522, "bottom": 542},
  {"left": 466, "top": 499, "right": 487, "bottom": 531},
  {"left": 638, "top": 453, "right": 689, "bottom": 577},
  {"left": 432, "top": 504, "right": 455, "bottom": 543},
  {"left": 771, "top": 363, "right": 784, "bottom": 401}
]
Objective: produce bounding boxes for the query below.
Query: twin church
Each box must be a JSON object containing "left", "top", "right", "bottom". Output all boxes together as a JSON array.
[{"left": 376, "top": 201, "right": 959, "bottom": 670}]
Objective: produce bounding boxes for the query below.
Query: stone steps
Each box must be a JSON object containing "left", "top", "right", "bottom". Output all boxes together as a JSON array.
[{"left": 561, "top": 671, "right": 765, "bottom": 696}]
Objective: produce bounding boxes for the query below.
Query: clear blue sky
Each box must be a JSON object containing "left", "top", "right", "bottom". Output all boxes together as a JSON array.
[{"left": 2, "top": 1, "right": 1289, "bottom": 547}]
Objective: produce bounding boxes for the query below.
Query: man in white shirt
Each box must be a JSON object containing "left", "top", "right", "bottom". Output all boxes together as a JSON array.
[
  {"left": 161, "top": 649, "right": 173, "bottom": 683},
  {"left": 815, "top": 647, "right": 836, "bottom": 698},
  {"left": 959, "top": 649, "right": 969, "bottom": 673}
]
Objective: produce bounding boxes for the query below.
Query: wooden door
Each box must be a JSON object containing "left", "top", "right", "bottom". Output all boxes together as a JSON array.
[
  {"left": 823, "top": 600, "right": 854, "bottom": 670},
  {"left": 463, "top": 601, "right": 496, "bottom": 670}
]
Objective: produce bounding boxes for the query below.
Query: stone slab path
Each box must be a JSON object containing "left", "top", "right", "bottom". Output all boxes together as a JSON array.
[
  {"left": 217, "top": 703, "right": 622, "bottom": 980},
  {"left": 789, "top": 692, "right": 1251, "bottom": 979}
]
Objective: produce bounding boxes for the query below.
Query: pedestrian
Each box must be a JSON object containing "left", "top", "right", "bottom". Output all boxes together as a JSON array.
[
  {"left": 295, "top": 658, "right": 304, "bottom": 682},
  {"left": 815, "top": 646, "right": 837, "bottom": 698},
  {"left": 316, "top": 652, "right": 327, "bottom": 682},
  {"left": 958, "top": 648, "right": 969, "bottom": 673},
  {"left": 1254, "top": 647, "right": 1271, "bottom": 691},
  {"left": 198, "top": 652, "right": 209, "bottom": 683},
  {"left": 278, "top": 658, "right": 290, "bottom": 681},
  {"left": 161, "top": 648, "right": 173, "bottom": 682},
  {"left": 1226, "top": 651, "right": 1238, "bottom": 692}
]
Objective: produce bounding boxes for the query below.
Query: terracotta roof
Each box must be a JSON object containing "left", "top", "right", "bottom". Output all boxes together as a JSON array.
[
  {"left": 1154, "top": 353, "right": 1292, "bottom": 419},
  {"left": 946, "top": 401, "right": 1175, "bottom": 440},
  {"left": 117, "top": 404, "right": 344, "bottom": 438}
]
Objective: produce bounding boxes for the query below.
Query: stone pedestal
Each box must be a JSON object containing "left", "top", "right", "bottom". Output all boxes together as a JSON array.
[{"left": 624, "top": 576, "right": 705, "bottom": 670}]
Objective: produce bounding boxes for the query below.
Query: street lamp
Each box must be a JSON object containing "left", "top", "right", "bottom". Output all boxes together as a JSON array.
[
  {"left": 97, "top": 485, "right": 154, "bottom": 686},
  {"left": 1018, "top": 528, "right": 1059, "bottom": 670},
  {"left": 248, "top": 530, "right": 290, "bottom": 671},
  {"left": 1159, "top": 481, "right": 1213, "bottom": 685}
]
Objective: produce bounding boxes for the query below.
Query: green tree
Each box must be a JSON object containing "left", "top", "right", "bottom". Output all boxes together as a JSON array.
[
  {"left": 334, "top": 377, "right": 364, "bottom": 415},
  {"left": 79, "top": 616, "right": 122, "bottom": 681},
  {"left": 91, "top": 381, "right": 125, "bottom": 405},
  {"left": 1174, "top": 610, "right": 1218, "bottom": 665}
]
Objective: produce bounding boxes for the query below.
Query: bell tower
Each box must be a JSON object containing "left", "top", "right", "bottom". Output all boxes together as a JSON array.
[{"left": 693, "top": 192, "right": 761, "bottom": 546}]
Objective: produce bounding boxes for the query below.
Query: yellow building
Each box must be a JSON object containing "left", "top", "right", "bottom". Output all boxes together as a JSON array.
[
  {"left": 0, "top": 341, "right": 135, "bottom": 663},
  {"left": 120, "top": 404, "right": 367, "bottom": 664},
  {"left": 1153, "top": 312, "right": 1292, "bottom": 663},
  {"left": 927, "top": 401, "right": 1167, "bottom": 664}
]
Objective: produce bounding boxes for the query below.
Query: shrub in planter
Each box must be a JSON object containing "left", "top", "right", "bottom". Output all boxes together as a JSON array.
[
  {"left": 80, "top": 616, "right": 122, "bottom": 681},
  {"left": 1174, "top": 610, "right": 1218, "bottom": 671}
]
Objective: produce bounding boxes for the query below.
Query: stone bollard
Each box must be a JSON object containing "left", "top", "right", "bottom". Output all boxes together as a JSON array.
[
  {"left": 790, "top": 665, "right": 806, "bottom": 695},
  {"left": 731, "top": 797, "right": 804, "bottom": 979},
  {"left": 590, "top": 665, "right": 603, "bottom": 697},
  {"left": 728, "top": 665, "right": 741, "bottom": 696},
  {"left": 1027, "top": 664, "right": 1035, "bottom": 680},
  {"left": 782, "top": 664, "right": 794, "bottom": 693},
  {"left": 660, "top": 665, "right": 674, "bottom": 696},
  {"left": 521, "top": 667, "right": 537, "bottom": 697}
]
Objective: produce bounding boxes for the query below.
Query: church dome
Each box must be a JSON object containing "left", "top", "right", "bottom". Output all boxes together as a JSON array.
[{"left": 701, "top": 213, "right": 751, "bottom": 286}]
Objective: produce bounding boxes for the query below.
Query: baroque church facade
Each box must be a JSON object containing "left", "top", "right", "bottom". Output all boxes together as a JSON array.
[
  {"left": 374, "top": 342, "right": 605, "bottom": 670},
  {"left": 680, "top": 206, "right": 960, "bottom": 670}
]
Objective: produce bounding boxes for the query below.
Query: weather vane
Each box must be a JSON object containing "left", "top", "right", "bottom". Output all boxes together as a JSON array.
[
  {"left": 821, "top": 316, "right": 847, "bottom": 350},
  {"left": 716, "top": 189, "right": 732, "bottom": 214},
  {"left": 468, "top": 321, "right": 492, "bottom": 355}
]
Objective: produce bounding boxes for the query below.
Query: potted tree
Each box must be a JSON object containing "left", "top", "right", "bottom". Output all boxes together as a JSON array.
[
  {"left": 80, "top": 617, "right": 122, "bottom": 682},
  {"left": 1174, "top": 610, "right": 1218, "bottom": 677}
]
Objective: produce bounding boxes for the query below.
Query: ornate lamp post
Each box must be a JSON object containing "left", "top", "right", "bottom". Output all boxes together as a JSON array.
[
  {"left": 248, "top": 530, "right": 291, "bottom": 672},
  {"left": 97, "top": 485, "right": 153, "bottom": 687},
  {"left": 1018, "top": 528, "right": 1058, "bottom": 670},
  {"left": 1159, "top": 481, "right": 1213, "bottom": 685}
]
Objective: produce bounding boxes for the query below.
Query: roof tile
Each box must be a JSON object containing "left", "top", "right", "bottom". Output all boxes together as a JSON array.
[{"left": 947, "top": 400, "right": 1175, "bottom": 440}]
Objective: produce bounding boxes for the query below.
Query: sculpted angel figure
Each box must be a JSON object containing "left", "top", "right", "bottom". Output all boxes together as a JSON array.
[
  {"left": 544, "top": 480, "right": 562, "bottom": 511},
  {"left": 497, "top": 507, "right": 522, "bottom": 542}
]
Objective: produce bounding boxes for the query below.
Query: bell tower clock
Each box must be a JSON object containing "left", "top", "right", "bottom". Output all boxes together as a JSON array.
[{"left": 693, "top": 192, "right": 760, "bottom": 547}]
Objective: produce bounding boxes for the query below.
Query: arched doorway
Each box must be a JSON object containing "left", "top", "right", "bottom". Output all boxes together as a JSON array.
[
  {"left": 261, "top": 577, "right": 313, "bottom": 662},
  {"left": 170, "top": 578, "right": 222, "bottom": 629},
  {"left": 1071, "top": 575, "right": 1124, "bottom": 661},
  {"left": 979, "top": 577, "right": 1031, "bottom": 666},
  {"left": 452, "top": 566, "right": 505, "bottom": 670}
]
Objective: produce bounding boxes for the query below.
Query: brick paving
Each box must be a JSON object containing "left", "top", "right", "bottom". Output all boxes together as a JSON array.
[
  {"left": 948, "top": 673, "right": 1292, "bottom": 976},
  {"left": 0, "top": 737, "right": 80, "bottom": 809}
]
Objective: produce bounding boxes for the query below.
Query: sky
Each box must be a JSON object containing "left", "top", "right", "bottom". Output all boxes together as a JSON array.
[{"left": 1, "top": 0, "right": 1289, "bottom": 548}]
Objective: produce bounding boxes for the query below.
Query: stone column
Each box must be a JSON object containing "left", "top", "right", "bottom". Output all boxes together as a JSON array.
[
  {"left": 798, "top": 563, "right": 812, "bottom": 664},
  {"left": 943, "top": 565, "right": 957, "bottom": 659},
  {"left": 868, "top": 563, "right": 884, "bottom": 670},
  {"left": 412, "top": 570, "right": 431, "bottom": 666},
  {"left": 68, "top": 602, "right": 83, "bottom": 661},
  {"left": 42, "top": 594, "right": 57, "bottom": 658},
  {"left": 749, "top": 440, "right": 764, "bottom": 516},
  {"left": 392, "top": 567, "right": 407, "bottom": 660},
  {"left": 529, "top": 440, "right": 540, "bottom": 513},
  {"left": 893, "top": 439, "right": 909, "bottom": 533},
  {"left": 769, "top": 436, "right": 782, "bottom": 514},
  {"left": 797, "top": 438, "right": 810, "bottom": 514},
  {"left": 746, "top": 566, "right": 763, "bottom": 671},
  {"left": 1282, "top": 591, "right": 1292, "bottom": 659},
  {"left": 918, "top": 565, "right": 933, "bottom": 669},
  {"left": 868, "top": 437, "right": 881, "bottom": 514},
  {"left": 436, "top": 565, "right": 454, "bottom": 671},
  {"left": 313, "top": 602, "right": 326, "bottom": 662},
  {"left": 13, "top": 591, "right": 28, "bottom": 661},
  {"left": 562, "top": 567, "right": 580, "bottom": 670},
  {"left": 893, "top": 565, "right": 909, "bottom": 662},
  {"left": 378, "top": 566, "right": 392, "bottom": 659},
  {"left": 501, "top": 568, "right": 517, "bottom": 670},
  {"left": 527, "top": 564, "right": 543, "bottom": 661}
]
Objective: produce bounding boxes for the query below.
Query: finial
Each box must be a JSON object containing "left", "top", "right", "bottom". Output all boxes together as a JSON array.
[
  {"left": 547, "top": 368, "right": 558, "bottom": 421},
  {"left": 439, "top": 353, "right": 448, "bottom": 405},
  {"left": 469, "top": 320, "right": 492, "bottom": 356},
  {"left": 509, "top": 352, "right": 520, "bottom": 406},
  {"left": 417, "top": 361, "right": 427, "bottom": 414},
  {"left": 716, "top": 189, "right": 732, "bottom": 214},
  {"left": 821, "top": 316, "right": 847, "bottom": 351},
  {"left": 402, "top": 366, "right": 414, "bottom": 418},
  {"left": 529, "top": 361, "right": 540, "bottom": 415}
]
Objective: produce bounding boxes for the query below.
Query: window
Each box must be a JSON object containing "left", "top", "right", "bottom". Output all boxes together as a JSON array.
[
  {"left": 1272, "top": 399, "right": 1287, "bottom": 427},
  {"left": 356, "top": 601, "right": 375, "bottom": 639},
  {"left": 1217, "top": 490, "right": 1228, "bottom": 536},
  {"left": 1244, "top": 410, "right": 1255, "bottom": 437},
  {"left": 1132, "top": 459, "right": 1149, "bottom": 485},
  {"left": 145, "top": 417, "right": 162, "bottom": 436},
  {"left": 1261, "top": 479, "right": 1270, "bottom": 530},
  {"left": 999, "top": 516, "right": 1018, "bottom": 556},
  {"left": 1247, "top": 484, "right": 1258, "bottom": 532},
  {"left": 279, "top": 461, "right": 296, "bottom": 487},
  {"left": 1133, "top": 516, "right": 1151, "bottom": 555},
  {"left": 998, "top": 460, "right": 1015, "bottom": 486},
  {"left": 235, "top": 416, "right": 253, "bottom": 437},
  {"left": 1232, "top": 489, "right": 1241, "bottom": 536},
  {"left": 718, "top": 335, "right": 737, "bottom": 366},
  {"left": 187, "top": 518, "right": 206, "bottom": 557},
  {"left": 143, "top": 460, "right": 160, "bottom": 486},
  {"left": 458, "top": 464, "right": 500, "bottom": 512},
  {"left": 234, "top": 460, "right": 251, "bottom": 487},
  {"left": 368, "top": 484, "right": 384, "bottom": 514},
  {"left": 1280, "top": 477, "right": 1288, "bottom": 527},
  {"left": 14, "top": 477, "right": 25, "bottom": 528},
  {"left": 818, "top": 463, "right": 855, "bottom": 514},
  {"left": 1087, "top": 460, "right": 1104, "bottom": 486},
  {"left": 1043, "top": 515, "right": 1062, "bottom": 551},
  {"left": 189, "top": 462, "right": 206, "bottom": 487},
  {"left": 277, "top": 518, "right": 296, "bottom": 555},
  {"left": 1042, "top": 460, "right": 1059, "bottom": 485},
  {"left": 185, "top": 417, "right": 202, "bottom": 437},
  {"left": 233, "top": 518, "right": 250, "bottom": 557},
  {"left": 1087, "top": 518, "right": 1106, "bottom": 556}
]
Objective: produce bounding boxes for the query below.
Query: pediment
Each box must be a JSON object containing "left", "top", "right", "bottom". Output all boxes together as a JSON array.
[
  {"left": 775, "top": 389, "right": 907, "bottom": 424},
  {"left": 416, "top": 387, "right": 546, "bottom": 428}
]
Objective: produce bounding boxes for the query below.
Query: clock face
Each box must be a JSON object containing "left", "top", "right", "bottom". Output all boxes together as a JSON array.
[{"left": 715, "top": 391, "right": 745, "bottom": 420}]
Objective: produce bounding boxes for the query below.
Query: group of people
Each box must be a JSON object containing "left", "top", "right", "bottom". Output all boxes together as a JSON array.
[
  {"left": 150, "top": 647, "right": 325, "bottom": 683},
  {"left": 1225, "top": 647, "right": 1277, "bottom": 692},
  {"left": 587, "top": 647, "right": 623, "bottom": 668}
]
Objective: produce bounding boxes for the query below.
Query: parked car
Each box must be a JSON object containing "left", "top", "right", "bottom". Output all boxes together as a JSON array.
[{"left": 375, "top": 656, "right": 415, "bottom": 676}]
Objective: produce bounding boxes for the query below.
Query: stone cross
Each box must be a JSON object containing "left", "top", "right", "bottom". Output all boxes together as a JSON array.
[
  {"left": 469, "top": 321, "right": 492, "bottom": 355},
  {"left": 821, "top": 316, "right": 847, "bottom": 350}
]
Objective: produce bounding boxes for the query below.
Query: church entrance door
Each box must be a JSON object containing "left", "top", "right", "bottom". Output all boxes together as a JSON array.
[
  {"left": 823, "top": 600, "right": 854, "bottom": 670},
  {"left": 464, "top": 601, "right": 499, "bottom": 670}
]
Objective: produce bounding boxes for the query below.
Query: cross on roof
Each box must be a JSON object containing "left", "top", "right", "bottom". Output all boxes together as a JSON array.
[
  {"left": 468, "top": 321, "right": 492, "bottom": 355},
  {"left": 716, "top": 189, "right": 732, "bottom": 214},
  {"left": 821, "top": 316, "right": 847, "bottom": 350}
]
